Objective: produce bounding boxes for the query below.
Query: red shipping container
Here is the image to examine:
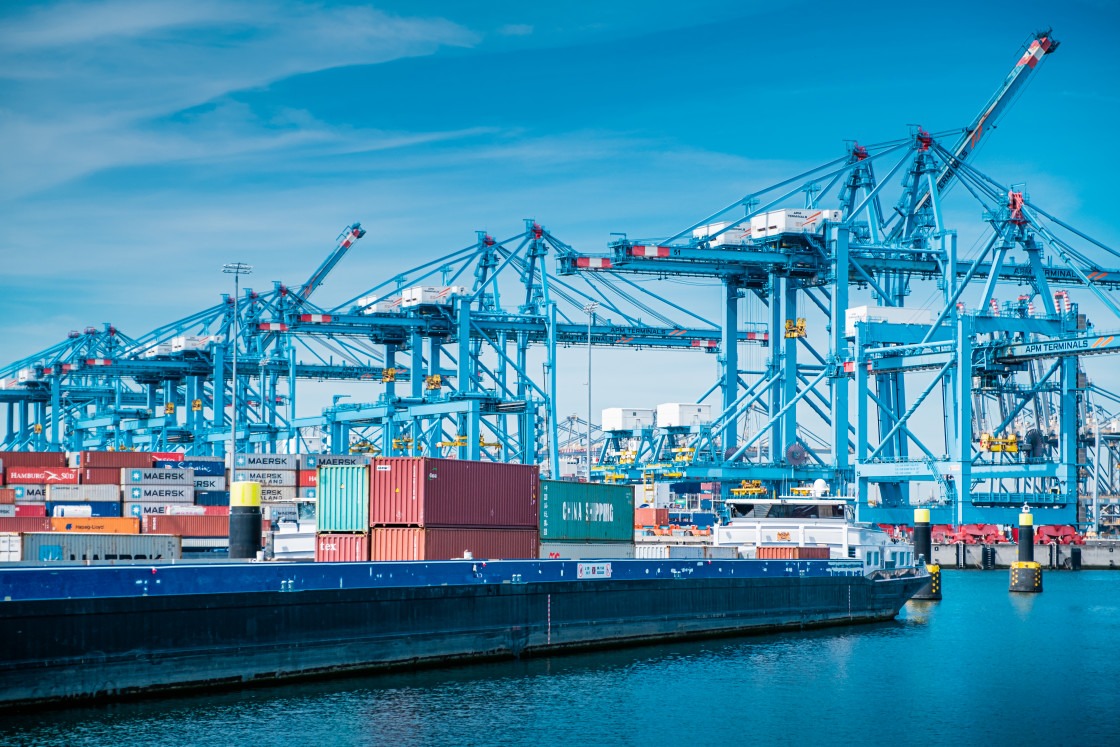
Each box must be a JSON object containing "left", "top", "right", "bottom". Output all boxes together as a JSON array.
[
  {"left": 369, "top": 458, "right": 539, "bottom": 528},
  {"left": 142, "top": 515, "right": 269, "bottom": 537},
  {"left": 756, "top": 546, "right": 831, "bottom": 560},
  {"left": 298, "top": 470, "right": 317, "bottom": 488},
  {"left": 6, "top": 467, "right": 79, "bottom": 484},
  {"left": 0, "top": 488, "right": 13, "bottom": 504},
  {"left": 79, "top": 451, "right": 153, "bottom": 469},
  {"left": 634, "top": 507, "right": 669, "bottom": 527},
  {"left": 150, "top": 452, "right": 184, "bottom": 462},
  {"left": 315, "top": 532, "right": 370, "bottom": 562},
  {"left": 81, "top": 467, "right": 122, "bottom": 485},
  {"left": 369, "top": 527, "right": 539, "bottom": 561},
  {"left": 15, "top": 504, "right": 47, "bottom": 517},
  {"left": 0, "top": 516, "right": 52, "bottom": 533},
  {"left": 0, "top": 451, "right": 68, "bottom": 468}
]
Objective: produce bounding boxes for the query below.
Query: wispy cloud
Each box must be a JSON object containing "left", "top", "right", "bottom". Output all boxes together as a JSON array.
[
  {"left": 497, "top": 23, "right": 534, "bottom": 36},
  {"left": 0, "top": 0, "right": 479, "bottom": 198}
]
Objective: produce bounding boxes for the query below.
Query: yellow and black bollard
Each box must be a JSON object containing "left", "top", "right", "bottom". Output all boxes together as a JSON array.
[
  {"left": 229, "top": 481, "right": 263, "bottom": 560},
  {"left": 912, "top": 508, "right": 942, "bottom": 600},
  {"left": 1009, "top": 511, "right": 1042, "bottom": 593}
]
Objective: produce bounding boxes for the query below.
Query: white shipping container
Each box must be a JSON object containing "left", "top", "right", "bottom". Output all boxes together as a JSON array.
[
  {"left": 262, "top": 502, "right": 299, "bottom": 522},
  {"left": 634, "top": 544, "right": 740, "bottom": 559},
  {"left": 233, "top": 470, "right": 296, "bottom": 487},
  {"left": 601, "top": 408, "right": 655, "bottom": 432},
  {"left": 232, "top": 453, "right": 299, "bottom": 470},
  {"left": 46, "top": 484, "right": 121, "bottom": 502},
  {"left": 692, "top": 221, "right": 751, "bottom": 246},
  {"left": 844, "top": 305, "right": 935, "bottom": 338},
  {"left": 170, "top": 335, "right": 221, "bottom": 352},
  {"left": 400, "top": 285, "right": 469, "bottom": 308},
  {"left": 260, "top": 486, "right": 298, "bottom": 502},
  {"left": 0, "top": 533, "right": 22, "bottom": 561},
  {"left": 539, "top": 542, "right": 635, "bottom": 559},
  {"left": 194, "top": 475, "right": 227, "bottom": 491},
  {"left": 140, "top": 344, "right": 172, "bottom": 358},
  {"left": 125, "top": 502, "right": 210, "bottom": 517},
  {"left": 656, "top": 402, "right": 711, "bottom": 427},
  {"left": 121, "top": 467, "right": 194, "bottom": 485},
  {"left": 750, "top": 208, "right": 842, "bottom": 238},
  {"left": 125, "top": 485, "right": 193, "bottom": 503},
  {"left": 0, "top": 505, "right": 14, "bottom": 518}
]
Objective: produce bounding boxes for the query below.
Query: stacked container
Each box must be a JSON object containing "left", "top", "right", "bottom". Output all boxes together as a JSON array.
[
  {"left": 538, "top": 481, "right": 635, "bottom": 559},
  {"left": 0, "top": 451, "right": 70, "bottom": 529},
  {"left": 315, "top": 464, "right": 371, "bottom": 561},
  {"left": 232, "top": 453, "right": 298, "bottom": 518},
  {"left": 367, "top": 458, "right": 540, "bottom": 561}
]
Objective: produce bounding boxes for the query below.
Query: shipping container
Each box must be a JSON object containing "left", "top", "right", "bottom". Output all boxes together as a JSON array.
[
  {"left": 78, "top": 451, "right": 153, "bottom": 469},
  {"left": 317, "top": 465, "right": 369, "bottom": 532},
  {"left": 315, "top": 532, "right": 370, "bottom": 562},
  {"left": 0, "top": 451, "right": 67, "bottom": 468},
  {"left": 844, "top": 305, "right": 934, "bottom": 338},
  {"left": 193, "top": 475, "right": 227, "bottom": 491},
  {"left": 300, "top": 454, "right": 369, "bottom": 470},
  {"left": 369, "top": 527, "right": 539, "bottom": 561},
  {"left": 153, "top": 459, "right": 226, "bottom": 477},
  {"left": 50, "top": 517, "right": 139, "bottom": 534},
  {"left": 755, "top": 545, "right": 831, "bottom": 560},
  {"left": 124, "top": 485, "right": 193, "bottom": 503},
  {"left": 46, "top": 484, "right": 120, "bottom": 502},
  {"left": 14, "top": 504, "right": 47, "bottom": 517},
  {"left": 13, "top": 485, "right": 47, "bottom": 501},
  {"left": 80, "top": 467, "right": 123, "bottom": 484},
  {"left": 692, "top": 220, "right": 752, "bottom": 247},
  {"left": 142, "top": 514, "right": 268, "bottom": 538},
  {"left": 19, "top": 532, "right": 181, "bottom": 562},
  {"left": 0, "top": 533, "right": 19, "bottom": 561},
  {"left": 633, "top": 544, "right": 739, "bottom": 559},
  {"left": 150, "top": 452, "right": 184, "bottom": 462},
  {"left": 195, "top": 490, "right": 230, "bottom": 506},
  {"left": 232, "top": 469, "right": 295, "bottom": 487},
  {"left": 600, "top": 408, "right": 655, "bottom": 432},
  {"left": 370, "top": 458, "right": 538, "bottom": 528},
  {"left": 6, "top": 467, "right": 79, "bottom": 484},
  {"left": 636, "top": 482, "right": 671, "bottom": 508},
  {"left": 48, "top": 502, "right": 122, "bottom": 518},
  {"left": 0, "top": 488, "right": 13, "bottom": 504},
  {"left": 262, "top": 502, "right": 299, "bottom": 523},
  {"left": 125, "top": 502, "right": 228, "bottom": 517},
  {"left": 297, "top": 487, "right": 317, "bottom": 500},
  {"left": 656, "top": 403, "right": 711, "bottom": 427},
  {"left": 0, "top": 505, "right": 13, "bottom": 518},
  {"left": 298, "top": 470, "right": 317, "bottom": 488},
  {"left": 120, "top": 467, "right": 194, "bottom": 485},
  {"left": 634, "top": 507, "right": 669, "bottom": 526},
  {"left": 539, "top": 481, "right": 634, "bottom": 543},
  {"left": 259, "top": 486, "right": 297, "bottom": 502},
  {"left": 539, "top": 541, "right": 635, "bottom": 559},
  {"left": 232, "top": 453, "right": 299, "bottom": 470},
  {"left": 0, "top": 516, "right": 52, "bottom": 533}
]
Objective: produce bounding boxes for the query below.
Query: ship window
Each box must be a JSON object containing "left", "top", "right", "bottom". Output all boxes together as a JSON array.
[{"left": 848, "top": 547, "right": 856, "bottom": 558}]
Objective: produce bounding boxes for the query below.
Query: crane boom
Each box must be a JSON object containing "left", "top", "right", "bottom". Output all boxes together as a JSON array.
[
  {"left": 891, "top": 31, "right": 1059, "bottom": 235},
  {"left": 295, "top": 223, "right": 366, "bottom": 303}
]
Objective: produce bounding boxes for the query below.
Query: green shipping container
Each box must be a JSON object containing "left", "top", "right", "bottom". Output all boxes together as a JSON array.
[
  {"left": 316, "top": 465, "right": 369, "bottom": 532},
  {"left": 539, "top": 481, "right": 634, "bottom": 543}
]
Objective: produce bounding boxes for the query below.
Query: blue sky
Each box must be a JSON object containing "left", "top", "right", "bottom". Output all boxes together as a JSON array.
[{"left": 2, "top": 0, "right": 1119, "bottom": 428}]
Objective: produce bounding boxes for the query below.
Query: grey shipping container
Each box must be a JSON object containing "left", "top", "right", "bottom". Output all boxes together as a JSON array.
[
  {"left": 539, "top": 481, "right": 635, "bottom": 543},
  {"left": 20, "top": 532, "right": 181, "bottom": 562},
  {"left": 539, "top": 541, "right": 635, "bottom": 559},
  {"left": 233, "top": 470, "right": 296, "bottom": 487},
  {"left": 46, "top": 484, "right": 121, "bottom": 502},
  {"left": 13, "top": 485, "right": 47, "bottom": 501},
  {"left": 125, "top": 485, "right": 193, "bottom": 503},
  {"left": 121, "top": 468, "right": 194, "bottom": 485},
  {"left": 300, "top": 454, "right": 369, "bottom": 469},
  {"left": 194, "top": 475, "right": 227, "bottom": 491},
  {"left": 232, "top": 453, "right": 299, "bottom": 470},
  {"left": 260, "top": 486, "right": 297, "bottom": 502}
]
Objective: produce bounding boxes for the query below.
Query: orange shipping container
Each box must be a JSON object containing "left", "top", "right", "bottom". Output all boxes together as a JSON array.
[
  {"left": 370, "top": 527, "right": 539, "bottom": 561},
  {"left": 143, "top": 515, "right": 270, "bottom": 537},
  {"left": 634, "top": 507, "right": 669, "bottom": 527},
  {"left": 0, "top": 488, "right": 15, "bottom": 504},
  {"left": 756, "top": 545, "right": 831, "bottom": 560},
  {"left": 50, "top": 517, "right": 140, "bottom": 534},
  {"left": 315, "top": 532, "right": 369, "bottom": 562}
]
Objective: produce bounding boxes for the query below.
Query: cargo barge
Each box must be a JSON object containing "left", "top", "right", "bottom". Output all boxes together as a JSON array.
[{"left": 0, "top": 557, "right": 927, "bottom": 709}]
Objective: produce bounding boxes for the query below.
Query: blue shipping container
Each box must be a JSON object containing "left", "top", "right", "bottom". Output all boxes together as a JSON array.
[
  {"left": 46, "top": 502, "right": 123, "bottom": 518},
  {"left": 195, "top": 491, "right": 231, "bottom": 506},
  {"left": 700, "top": 498, "right": 713, "bottom": 511},
  {"left": 154, "top": 460, "right": 226, "bottom": 477}
]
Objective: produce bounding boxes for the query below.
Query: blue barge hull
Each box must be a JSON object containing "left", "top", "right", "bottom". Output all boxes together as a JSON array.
[{"left": 0, "top": 558, "right": 926, "bottom": 708}]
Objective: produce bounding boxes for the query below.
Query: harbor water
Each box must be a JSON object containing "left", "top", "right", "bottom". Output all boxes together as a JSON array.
[{"left": 2, "top": 571, "right": 1117, "bottom": 746}]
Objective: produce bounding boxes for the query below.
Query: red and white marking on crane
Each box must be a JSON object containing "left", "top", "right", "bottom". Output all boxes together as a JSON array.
[
  {"left": 629, "top": 245, "right": 672, "bottom": 258},
  {"left": 299, "top": 314, "right": 333, "bottom": 323},
  {"left": 86, "top": 359, "right": 113, "bottom": 366},
  {"left": 258, "top": 323, "right": 289, "bottom": 331},
  {"left": 575, "top": 257, "right": 612, "bottom": 269},
  {"left": 1017, "top": 38, "right": 1052, "bottom": 69},
  {"left": 691, "top": 340, "right": 718, "bottom": 349}
]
